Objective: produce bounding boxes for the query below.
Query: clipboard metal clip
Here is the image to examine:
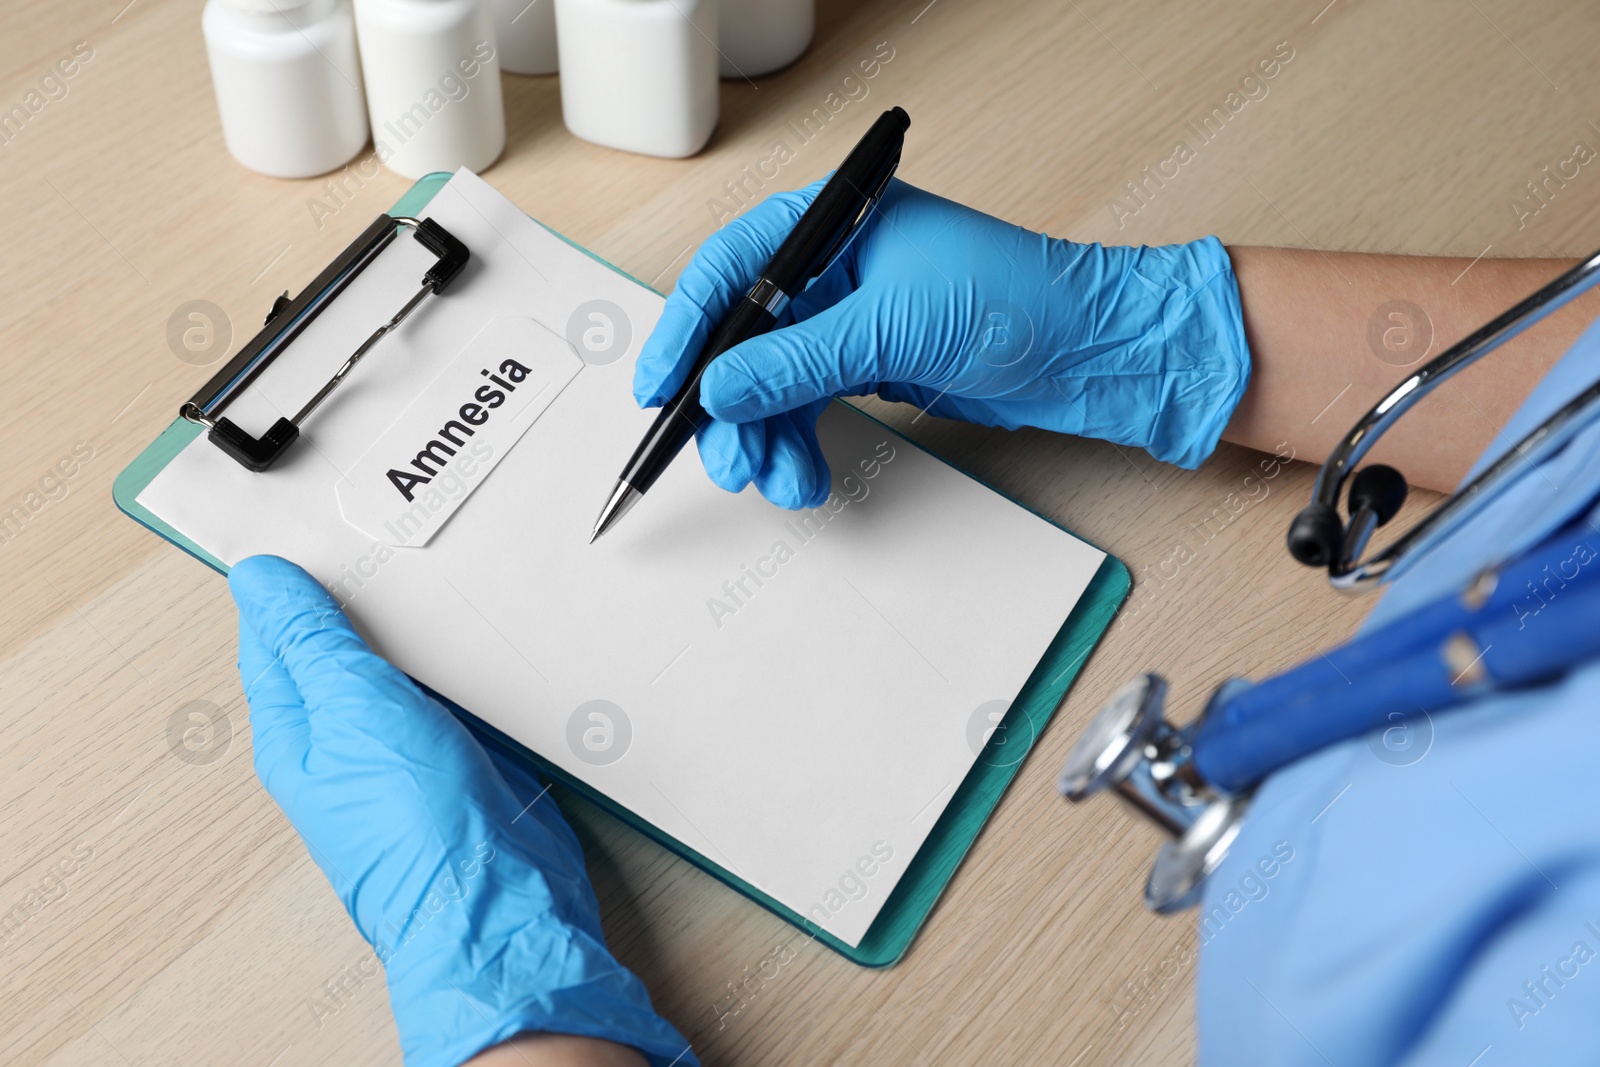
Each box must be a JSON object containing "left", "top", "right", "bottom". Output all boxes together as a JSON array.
[{"left": 179, "top": 215, "right": 470, "bottom": 472}]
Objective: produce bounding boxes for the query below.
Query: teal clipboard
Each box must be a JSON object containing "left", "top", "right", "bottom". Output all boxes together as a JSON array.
[{"left": 114, "top": 173, "right": 1130, "bottom": 967}]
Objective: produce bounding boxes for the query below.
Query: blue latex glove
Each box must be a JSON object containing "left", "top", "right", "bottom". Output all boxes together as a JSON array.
[
  {"left": 635, "top": 177, "right": 1251, "bottom": 507},
  {"left": 230, "top": 555, "right": 695, "bottom": 1067}
]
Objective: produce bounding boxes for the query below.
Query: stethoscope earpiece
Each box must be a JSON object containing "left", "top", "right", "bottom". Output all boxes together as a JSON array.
[
  {"left": 1348, "top": 463, "right": 1408, "bottom": 524},
  {"left": 1288, "top": 463, "right": 1410, "bottom": 572},
  {"left": 1286, "top": 500, "right": 1342, "bottom": 567}
]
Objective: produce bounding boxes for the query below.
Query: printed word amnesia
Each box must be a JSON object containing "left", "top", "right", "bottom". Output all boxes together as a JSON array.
[{"left": 385, "top": 359, "right": 530, "bottom": 501}]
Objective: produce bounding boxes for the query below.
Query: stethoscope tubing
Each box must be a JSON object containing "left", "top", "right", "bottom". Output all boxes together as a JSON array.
[{"left": 1194, "top": 517, "right": 1600, "bottom": 791}]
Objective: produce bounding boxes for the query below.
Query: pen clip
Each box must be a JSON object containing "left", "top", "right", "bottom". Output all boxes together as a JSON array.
[{"left": 807, "top": 150, "right": 902, "bottom": 289}]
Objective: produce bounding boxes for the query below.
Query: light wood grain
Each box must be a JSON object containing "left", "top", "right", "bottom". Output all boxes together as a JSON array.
[{"left": 3, "top": 0, "right": 1599, "bottom": 1063}]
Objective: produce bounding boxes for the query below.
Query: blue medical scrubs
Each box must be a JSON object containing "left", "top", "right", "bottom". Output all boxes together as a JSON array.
[{"left": 1198, "top": 318, "right": 1600, "bottom": 1065}]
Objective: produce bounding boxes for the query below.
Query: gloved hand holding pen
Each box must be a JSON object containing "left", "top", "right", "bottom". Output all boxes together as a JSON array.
[{"left": 633, "top": 177, "right": 1253, "bottom": 508}]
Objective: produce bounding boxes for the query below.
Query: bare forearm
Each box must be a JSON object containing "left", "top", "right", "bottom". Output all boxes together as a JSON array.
[
  {"left": 462, "top": 1034, "right": 648, "bottom": 1067},
  {"left": 1222, "top": 246, "right": 1600, "bottom": 493}
]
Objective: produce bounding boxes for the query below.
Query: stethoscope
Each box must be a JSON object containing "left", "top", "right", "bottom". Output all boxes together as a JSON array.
[{"left": 1059, "top": 247, "right": 1600, "bottom": 912}]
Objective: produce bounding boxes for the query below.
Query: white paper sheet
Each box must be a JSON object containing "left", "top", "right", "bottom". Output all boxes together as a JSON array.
[{"left": 138, "top": 170, "right": 1105, "bottom": 946}]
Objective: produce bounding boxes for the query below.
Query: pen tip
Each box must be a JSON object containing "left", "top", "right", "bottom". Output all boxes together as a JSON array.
[{"left": 590, "top": 481, "right": 641, "bottom": 545}]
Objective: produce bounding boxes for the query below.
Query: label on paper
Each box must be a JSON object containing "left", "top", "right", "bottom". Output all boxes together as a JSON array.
[{"left": 336, "top": 316, "right": 581, "bottom": 547}]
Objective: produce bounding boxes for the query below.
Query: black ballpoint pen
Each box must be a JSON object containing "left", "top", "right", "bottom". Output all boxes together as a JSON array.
[{"left": 589, "top": 106, "right": 911, "bottom": 543}]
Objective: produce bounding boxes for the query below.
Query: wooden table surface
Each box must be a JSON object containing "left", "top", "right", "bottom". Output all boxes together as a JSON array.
[{"left": 6, "top": 0, "right": 1600, "bottom": 1063}]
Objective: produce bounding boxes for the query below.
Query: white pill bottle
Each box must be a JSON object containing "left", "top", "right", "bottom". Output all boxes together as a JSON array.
[
  {"left": 490, "top": 0, "right": 559, "bottom": 75},
  {"left": 202, "top": 0, "right": 370, "bottom": 179},
  {"left": 719, "top": 0, "right": 812, "bottom": 78},
  {"left": 352, "top": 0, "right": 507, "bottom": 178},
  {"left": 554, "top": 0, "right": 718, "bottom": 158}
]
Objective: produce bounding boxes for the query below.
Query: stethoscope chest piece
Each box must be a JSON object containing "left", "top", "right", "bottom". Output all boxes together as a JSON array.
[
  {"left": 1146, "top": 791, "right": 1250, "bottom": 912},
  {"left": 1058, "top": 674, "right": 1252, "bottom": 913}
]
